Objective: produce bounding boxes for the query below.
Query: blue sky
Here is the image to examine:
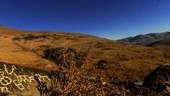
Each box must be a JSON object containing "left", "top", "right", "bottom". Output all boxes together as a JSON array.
[{"left": 0, "top": 0, "right": 170, "bottom": 40}]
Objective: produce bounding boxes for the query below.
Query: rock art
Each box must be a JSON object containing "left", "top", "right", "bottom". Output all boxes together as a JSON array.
[{"left": 0, "top": 62, "right": 50, "bottom": 95}]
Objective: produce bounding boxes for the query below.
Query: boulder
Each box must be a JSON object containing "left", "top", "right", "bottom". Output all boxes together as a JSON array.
[{"left": 143, "top": 64, "right": 170, "bottom": 90}]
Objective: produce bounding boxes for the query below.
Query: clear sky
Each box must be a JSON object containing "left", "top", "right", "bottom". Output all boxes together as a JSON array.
[{"left": 0, "top": 0, "right": 170, "bottom": 40}]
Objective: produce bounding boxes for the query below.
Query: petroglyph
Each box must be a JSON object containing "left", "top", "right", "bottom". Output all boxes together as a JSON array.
[
  {"left": 35, "top": 74, "right": 51, "bottom": 82},
  {"left": 3, "top": 64, "right": 16, "bottom": 75},
  {"left": 0, "top": 71, "right": 13, "bottom": 86},
  {"left": 28, "top": 76, "right": 35, "bottom": 83},
  {"left": 0, "top": 76, "right": 12, "bottom": 86},
  {"left": 0, "top": 63, "right": 50, "bottom": 93},
  {"left": 13, "top": 80, "right": 25, "bottom": 90},
  {"left": 0, "top": 87, "right": 10, "bottom": 93},
  {"left": 17, "top": 75, "right": 30, "bottom": 83}
]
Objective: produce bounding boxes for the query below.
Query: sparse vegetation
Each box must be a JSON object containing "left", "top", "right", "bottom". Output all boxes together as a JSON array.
[
  {"left": 43, "top": 47, "right": 89, "bottom": 68},
  {"left": 163, "top": 49, "right": 170, "bottom": 59},
  {"left": 24, "top": 34, "right": 47, "bottom": 40},
  {"left": 66, "top": 37, "right": 79, "bottom": 40},
  {"left": 12, "top": 37, "right": 21, "bottom": 41},
  {"left": 1, "top": 27, "right": 170, "bottom": 95},
  {"left": 96, "top": 60, "right": 108, "bottom": 69},
  {"left": 35, "top": 68, "right": 170, "bottom": 96},
  {"left": 116, "top": 54, "right": 129, "bottom": 61}
]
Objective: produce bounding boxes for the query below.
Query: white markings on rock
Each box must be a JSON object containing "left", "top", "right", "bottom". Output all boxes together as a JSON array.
[
  {"left": 0, "top": 87, "right": 10, "bottom": 93},
  {"left": 0, "top": 63, "right": 50, "bottom": 93},
  {"left": 3, "top": 64, "right": 16, "bottom": 75}
]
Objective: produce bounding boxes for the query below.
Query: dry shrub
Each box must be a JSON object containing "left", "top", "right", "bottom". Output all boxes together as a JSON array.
[
  {"left": 116, "top": 54, "right": 129, "bottom": 61},
  {"left": 43, "top": 47, "right": 88, "bottom": 68},
  {"left": 12, "top": 37, "right": 21, "bottom": 41},
  {"left": 163, "top": 49, "right": 170, "bottom": 59},
  {"left": 24, "top": 34, "right": 47, "bottom": 40},
  {"left": 96, "top": 60, "right": 108, "bottom": 69},
  {"left": 66, "top": 37, "right": 79, "bottom": 40}
]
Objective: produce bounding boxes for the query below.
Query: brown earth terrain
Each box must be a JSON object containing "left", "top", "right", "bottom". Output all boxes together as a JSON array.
[{"left": 0, "top": 26, "right": 170, "bottom": 95}]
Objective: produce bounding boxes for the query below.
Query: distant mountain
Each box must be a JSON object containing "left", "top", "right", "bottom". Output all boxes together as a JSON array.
[{"left": 118, "top": 32, "right": 170, "bottom": 45}]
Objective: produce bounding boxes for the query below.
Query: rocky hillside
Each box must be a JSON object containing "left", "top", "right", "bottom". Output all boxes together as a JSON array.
[
  {"left": 118, "top": 32, "right": 170, "bottom": 45},
  {"left": 147, "top": 38, "right": 170, "bottom": 49},
  {"left": 1, "top": 26, "right": 170, "bottom": 95}
]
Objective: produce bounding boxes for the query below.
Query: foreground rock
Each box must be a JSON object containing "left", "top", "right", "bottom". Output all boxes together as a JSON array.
[
  {"left": 0, "top": 62, "right": 50, "bottom": 96},
  {"left": 143, "top": 64, "right": 170, "bottom": 91}
]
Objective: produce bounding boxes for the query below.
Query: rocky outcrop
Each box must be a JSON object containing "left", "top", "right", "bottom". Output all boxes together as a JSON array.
[
  {"left": 143, "top": 64, "right": 170, "bottom": 90},
  {"left": 0, "top": 62, "right": 50, "bottom": 95}
]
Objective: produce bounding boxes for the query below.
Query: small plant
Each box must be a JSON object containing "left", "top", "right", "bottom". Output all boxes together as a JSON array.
[
  {"left": 96, "top": 60, "right": 108, "bottom": 69},
  {"left": 24, "top": 34, "right": 47, "bottom": 40}
]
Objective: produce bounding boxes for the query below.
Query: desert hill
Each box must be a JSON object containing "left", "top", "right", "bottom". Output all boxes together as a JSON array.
[
  {"left": 147, "top": 38, "right": 170, "bottom": 49},
  {"left": 1, "top": 26, "right": 170, "bottom": 95},
  {"left": 1, "top": 26, "right": 170, "bottom": 79},
  {"left": 118, "top": 31, "right": 170, "bottom": 45}
]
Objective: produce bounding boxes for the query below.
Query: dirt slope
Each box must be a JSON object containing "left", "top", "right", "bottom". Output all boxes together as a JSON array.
[
  {"left": 0, "top": 27, "right": 169, "bottom": 79},
  {"left": 1, "top": 26, "right": 170, "bottom": 95}
]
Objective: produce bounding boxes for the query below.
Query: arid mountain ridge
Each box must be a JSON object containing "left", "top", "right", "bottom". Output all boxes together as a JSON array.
[{"left": 118, "top": 31, "right": 170, "bottom": 45}]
